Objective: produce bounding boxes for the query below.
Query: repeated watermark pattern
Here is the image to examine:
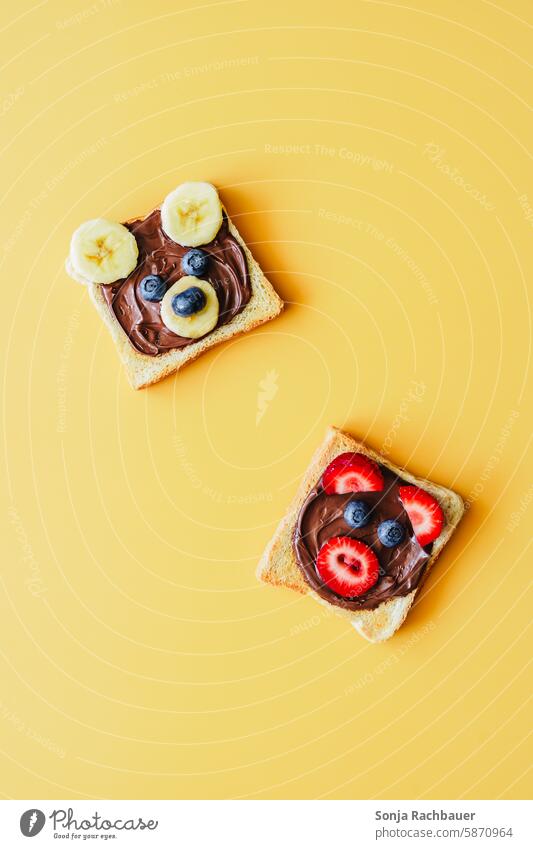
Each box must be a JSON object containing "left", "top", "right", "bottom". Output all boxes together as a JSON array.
[
  {"left": 113, "top": 57, "right": 260, "bottom": 102},
  {"left": 256, "top": 369, "right": 279, "bottom": 426},
  {"left": 55, "top": 0, "right": 120, "bottom": 30},
  {"left": 172, "top": 434, "right": 272, "bottom": 505},
  {"left": 57, "top": 311, "right": 80, "bottom": 434},
  {"left": 344, "top": 621, "right": 436, "bottom": 694},
  {"left": 386, "top": 237, "right": 438, "bottom": 305},
  {"left": 7, "top": 505, "right": 47, "bottom": 598},
  {"left": 464, "top": 410, "right": 520, "bottom": 509},
  {"left": 380, "top": 380, "right": 426, "bottom": 456},
  {"left": 0, "top": 697, "right": 66, "bottom": 759},
  {"left": 517, "top": 194, "right": 533, "bottom": 229},
  {"left": 0, "top": 86, "right": 24, "bottom": 118},
  {"left": 265, "top": 143, "right": 394, "bottom": 172},
  {"left": 318, "top": 208, "right": 438, "bottom": 304},
  {"left": 3, "top": 138, "right": 108, "bottom": 259},
  {"left": 289, "top": 605, "right": 336, "bottom": 637},
  {"left": 422, "top": 143, "right": 495, "bottom": 211},
  {"left": 506, "top": 482, "right": 533, "bottom": 533},
  {"left": 318, "top": 207, "right": 384, "bottom": 240}
]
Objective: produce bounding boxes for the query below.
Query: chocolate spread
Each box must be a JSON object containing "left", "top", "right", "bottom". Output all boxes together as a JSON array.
[
  {"left": 101, "top": 210, "right": 251, "bottom": 356},
  {"left": 294, "top": 467, "right": 433, "bottom": 610}
]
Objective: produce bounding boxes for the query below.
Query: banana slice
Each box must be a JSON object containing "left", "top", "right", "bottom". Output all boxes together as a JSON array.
[
  {"left": 161, "top": 182, "right": 222, "bottom": 247},
  {"left": 160, "top": 277, "right": 219, "bottom": 339},
  {"left": 70, "top": 219, "right": 138, "bottom": 284}
]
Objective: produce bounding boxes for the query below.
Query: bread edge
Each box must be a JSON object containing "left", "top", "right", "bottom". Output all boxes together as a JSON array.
[{"left": 256, "top": 426, "right": 464, "bottom": 642}]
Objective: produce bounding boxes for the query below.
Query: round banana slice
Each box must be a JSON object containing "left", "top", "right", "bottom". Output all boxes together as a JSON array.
[
  {"left": 160, "top": 277, "right": 219, "bottom": 339},
  {"left": 70, "top": 219, "right": 138, "bottom": 284},
  {"left": 161, "top": 182, "right": 222, "bottom": 247}
]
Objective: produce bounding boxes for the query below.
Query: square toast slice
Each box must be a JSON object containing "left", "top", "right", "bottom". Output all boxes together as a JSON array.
[
  {"left": 257, "top": 426, "right": 464, "bottom": 642},
  {"left": 66, "top": 205, "right": 283, "bottom": 390}
]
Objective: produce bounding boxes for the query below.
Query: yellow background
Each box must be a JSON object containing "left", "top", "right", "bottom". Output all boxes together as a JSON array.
[{"left": 1, "top": 0, "right": 531, "bottom": 800}]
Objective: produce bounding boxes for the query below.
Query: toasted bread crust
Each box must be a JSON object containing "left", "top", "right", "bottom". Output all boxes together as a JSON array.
[
  {"left": 66, "top": 207, "right": 283, "bottom": 389},
  {"left": 257, "top": 427, "right": 464, "bottom": 642}
]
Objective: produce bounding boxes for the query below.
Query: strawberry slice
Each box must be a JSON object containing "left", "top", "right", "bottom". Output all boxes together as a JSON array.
[
  {"left": 398, "top": 485, "right": 444, "bottom": 546},
  {"left": 322, "top": 452, "right": 384, "bottom": 494},
  {"left": 316, "top": 537, "right": 379, "bottom": 598}
]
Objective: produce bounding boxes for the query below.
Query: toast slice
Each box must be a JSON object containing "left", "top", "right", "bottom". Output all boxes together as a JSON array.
[
  {"left": 257, "top": 426, "right": 464, "bottom": 642},
  {"left": 66, "top": 202, "right": 283, "bottom": 390}
]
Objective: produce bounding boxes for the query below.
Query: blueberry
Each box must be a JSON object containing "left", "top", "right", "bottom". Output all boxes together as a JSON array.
[
  {"left": 171, "top": 286, "right": 207, "bottom": 316},
  {"left": 139, "top": 274, "right": 166, "bottom": 302},
  {"left": 181, "top": 249, "right": 209, "bottom": 277},
  {"left": 344, "top": 499, "right": 371, "bottom": 529},
  {"left": 377, "top": 519, "right": 405, "bottom": 548}
]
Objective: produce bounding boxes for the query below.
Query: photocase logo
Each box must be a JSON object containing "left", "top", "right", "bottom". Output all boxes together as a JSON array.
[
  {"left": 256, "top": 369, "right": 279, "bottom": 425},
  {"left": 20, "top": 809, "right": 45, "bottom": 837},
  {"left": 19, "top": 806, "right": 159, "bottom": 837}
]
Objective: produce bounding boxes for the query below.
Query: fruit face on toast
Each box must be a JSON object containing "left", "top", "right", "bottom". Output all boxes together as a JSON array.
[
  {"left": 68, "top": 182, "right": 251, "bottom": 356},
  {"left": 293, "top": 452, "right": 445, "bottom": 609}
]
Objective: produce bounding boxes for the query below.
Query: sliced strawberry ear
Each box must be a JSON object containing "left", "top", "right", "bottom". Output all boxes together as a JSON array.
[
  {"left": 322, "top": 452, "right": 384, "bottom": 494},
  {"left": 399, "top": 485, "right": 444, "bottom": 546}
]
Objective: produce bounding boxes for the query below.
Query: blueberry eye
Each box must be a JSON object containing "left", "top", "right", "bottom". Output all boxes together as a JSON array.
[
  {"left": 171, "top": 286, "right": 207, "bottom": 316},
  {"left": 377, "top": 519, "right": 405, "bottom": 548},
  {"left": 139, "top": 274, "right": 166, "bottom": 302},
  {"left": 343, "top": 499, "right": 370, "bottom": 528},
  {"left": 181, "top": 249, "right": 209, "bottom": 277}
]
